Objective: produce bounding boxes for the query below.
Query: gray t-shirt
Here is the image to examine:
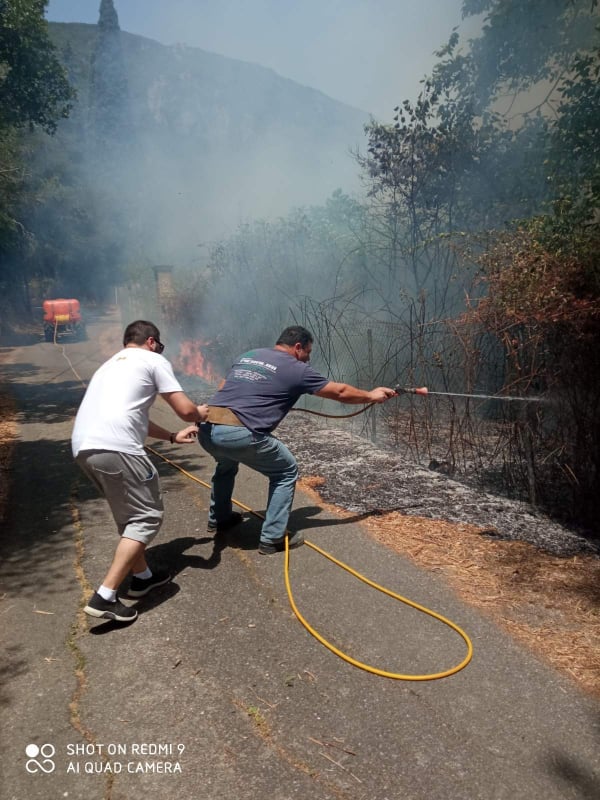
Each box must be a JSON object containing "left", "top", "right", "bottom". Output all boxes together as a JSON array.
[{"left": 208, "top": 347, "right": 329, "bottom": 434}]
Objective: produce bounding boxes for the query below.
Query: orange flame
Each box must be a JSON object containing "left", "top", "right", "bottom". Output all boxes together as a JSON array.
[{"left": 176, "top": 339, "right": 221, "bottom": 383}]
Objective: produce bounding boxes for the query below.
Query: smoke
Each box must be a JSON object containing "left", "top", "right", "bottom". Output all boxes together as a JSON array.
[
  {"left": 47, "top": 0, "right": 469, "bottom": 122},
  {"left": 41, "top": 15, "right": 369, "bottom": 301},
  {"left": 36, "top": 0, "right": 475, "bottom": 315}
]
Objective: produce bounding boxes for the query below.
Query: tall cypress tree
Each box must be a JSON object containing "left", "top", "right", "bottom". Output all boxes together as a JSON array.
[
  {"left": 83, "top": 1, "right": 133, "bottom": 297},
  {"left": 88, "top": 0, "right": 130, "bottom": 154}
]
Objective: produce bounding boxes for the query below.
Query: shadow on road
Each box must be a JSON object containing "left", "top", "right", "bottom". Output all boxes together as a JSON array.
[
  {"left": 0, "top": 438, "right": 81, "bottom": 597},
  {"left": 546, "top": 720, "right": 600, "bottom": 800}
]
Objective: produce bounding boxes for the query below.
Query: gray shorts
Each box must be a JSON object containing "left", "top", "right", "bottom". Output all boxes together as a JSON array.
[{"left": 76, "top": 450, "right": 164, "bottom": 544}]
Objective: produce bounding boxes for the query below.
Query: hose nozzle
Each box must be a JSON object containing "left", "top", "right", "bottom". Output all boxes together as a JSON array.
[{"left": 395, "top": 386, "right": 429, "bottom": 396}]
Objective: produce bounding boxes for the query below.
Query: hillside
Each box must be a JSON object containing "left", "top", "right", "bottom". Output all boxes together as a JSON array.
[{"left": 47, "top": 22, "right": 369, "bottom": 252}]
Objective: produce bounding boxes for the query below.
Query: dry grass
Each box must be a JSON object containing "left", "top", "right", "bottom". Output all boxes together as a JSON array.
[{"left": 299, "top": 476, "right": 600, "bottom": 699}]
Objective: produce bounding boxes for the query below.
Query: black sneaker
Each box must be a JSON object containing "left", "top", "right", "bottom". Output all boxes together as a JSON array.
[
  {"left": 206, "top": 512, "right": 244, "bottom": 534},
  {"left": 84, "top": 592, "right": 138, "bottom": 622},
  {"left": 127, "top": 569, "right": 172, "bottom": 598},
  {"left": 258, "top": 531, "right": 305, "bottom": 555}
]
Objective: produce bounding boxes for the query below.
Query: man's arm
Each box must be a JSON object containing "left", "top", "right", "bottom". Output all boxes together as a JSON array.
[
  {"left": 160, "top": 391, "right": 209, "bottom": 422},
  {"left": 315, "top": 382, "right": 396, "bottom": 405},
  {"left": 146, "top": 393, "right": 208, "bottom": 444},
  {"left": 147, "top": 420, "right": 198, "bottom": 444}
]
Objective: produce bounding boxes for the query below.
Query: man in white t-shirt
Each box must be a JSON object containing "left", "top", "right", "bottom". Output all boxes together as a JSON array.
[{"left": 72, "top": 319, "right": 209, "bottom": 624}]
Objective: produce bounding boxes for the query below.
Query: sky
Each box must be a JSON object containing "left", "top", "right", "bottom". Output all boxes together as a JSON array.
[{"left": 45, "top": 0, "right": 476, "bottom": 121}]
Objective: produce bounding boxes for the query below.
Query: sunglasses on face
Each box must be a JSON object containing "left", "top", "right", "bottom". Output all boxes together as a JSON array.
[{"left": 151, "top": 337, "right": 165, "bottom": 354}]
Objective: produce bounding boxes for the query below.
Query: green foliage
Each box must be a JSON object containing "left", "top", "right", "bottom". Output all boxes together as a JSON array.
[
  {"left": 460, "top": 0, "right": 599, "bottom": 107},
  {"left": 363, "top": 81, "right": 482, "bottom": 225},
  {"left": 359, "top": 0, "right": 599, "bottom": 291},
  {"left": 546, "top": 45, "right": 600, "bottom": 232},
  {"left": 463, "top": 223, "right": 600, "bottom": 527},
  {"left": 468, "top": 226, "right": 600, "bottom": 329},
  {"left": 349, "top": 1, "right": 600, "bottom": 526},
  {"left": 0, "top": 0, "right": 76, "bottom": 311},
  {"left": 359, "top": 80, "right": 544, "bottom": 310},
  {"left": 0, "top": 127, "right": 22, "bottom": 248},
  {"left": 0, "top": 0, "right": 74, "bottom": 133}
]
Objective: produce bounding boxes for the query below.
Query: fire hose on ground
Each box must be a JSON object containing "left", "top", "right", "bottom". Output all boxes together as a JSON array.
[
  {"left": 263, "top": 384, "right": 543, "bottom": 676},
  {"left": 146, "top": 383, "right": 486, "bottom": 682},
  {"left": 268, "top": 383, "right": 544, "bottom": 676},
  {"left": 146, "top": 444, "right": 473, "bottom": 681}
]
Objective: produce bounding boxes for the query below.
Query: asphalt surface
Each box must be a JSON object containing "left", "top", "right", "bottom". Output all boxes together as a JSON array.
[{"left": 1, "top": 309, "right": 599, "bottom": 800}]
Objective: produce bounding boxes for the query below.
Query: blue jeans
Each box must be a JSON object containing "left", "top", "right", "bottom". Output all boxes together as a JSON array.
[{"left": 198, "top": 423, "right": 298, "bottom": 544}]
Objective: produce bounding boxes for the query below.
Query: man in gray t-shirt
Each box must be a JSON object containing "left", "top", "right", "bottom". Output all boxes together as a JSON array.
[{"left": 198, "top": 325, "right": 396, "bottom": 554}]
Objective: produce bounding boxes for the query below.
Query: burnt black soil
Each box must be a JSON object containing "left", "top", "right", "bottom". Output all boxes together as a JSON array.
[{"left": 276, "top": 416, "right": 598, "bottom": 558}]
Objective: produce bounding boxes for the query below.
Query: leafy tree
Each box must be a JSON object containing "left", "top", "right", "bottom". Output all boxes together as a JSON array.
[
  {"left": 351, "top": 0, "right": 600, "bottom": 527},
  {"left": 359, "top": 80, "right": 481, "bottom": 300},
  {"left": 0, "top": 0, "right": 75, "bottom": 253},
  {"left": 436, "top": 2, "right": 600, "bottom": 525},
  {"left": 546, "top": 44, "right": 600, "bottom": 237},
  {"left": 457, "top": 0, "right": 598, "bottom": 112},
  {"left": 0, "top": 128, "right": 22, "bottom": 246},
  {"left": 358, "top": 1, "right": 599, "bottom": 303},
  {"left": 462, "top": 223, "right": 600, "bottom": 525},
  {"left": 0, "top": 0, "right": 74, "bottom": 133},
  {"left": 0, "top": 0, "right": 75, "bottom": 318}
]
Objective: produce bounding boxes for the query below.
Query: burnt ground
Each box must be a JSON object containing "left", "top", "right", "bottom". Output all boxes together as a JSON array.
[
  {"left": 176, "top": 370, "right": 598, "bottom": 558},
  {"left": 277, "top": 414, "right": 598, "bottom": 558}
]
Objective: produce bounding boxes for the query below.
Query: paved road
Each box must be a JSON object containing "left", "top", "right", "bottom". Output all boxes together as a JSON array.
[{"left": 1, "top": 309, "right": 599, "bottom": 800}]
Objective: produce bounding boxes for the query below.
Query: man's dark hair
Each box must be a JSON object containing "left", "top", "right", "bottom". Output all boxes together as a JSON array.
[
  {"left": 123, "top": 320, "right": 160, "bottom": 347},
  {"left": 276, "top": 325, "right": 314, "bottom": 349}
]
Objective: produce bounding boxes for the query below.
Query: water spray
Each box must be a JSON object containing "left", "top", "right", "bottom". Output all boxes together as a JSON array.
[{"left": 394, "top": 386, "right": 547, "bottom": 403}]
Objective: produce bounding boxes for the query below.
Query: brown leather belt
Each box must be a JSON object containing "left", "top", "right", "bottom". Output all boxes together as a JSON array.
[{"left": 205, "top": 405, "right": 245, "bottom": 426}]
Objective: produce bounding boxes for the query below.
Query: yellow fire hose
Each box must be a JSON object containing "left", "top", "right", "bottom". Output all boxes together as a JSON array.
[{"left": 146, "top": 444, "right": 473, "bottom": 681}]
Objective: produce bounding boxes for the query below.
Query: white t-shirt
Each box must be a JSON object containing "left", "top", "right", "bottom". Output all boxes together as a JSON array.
[{"left": 72, "top": 347, "right": 183, "bottom": 457}]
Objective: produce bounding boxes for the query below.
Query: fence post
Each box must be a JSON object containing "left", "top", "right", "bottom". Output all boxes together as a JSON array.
[{"left": 367, "top": 328, "right": 376, "bottom": 442}]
